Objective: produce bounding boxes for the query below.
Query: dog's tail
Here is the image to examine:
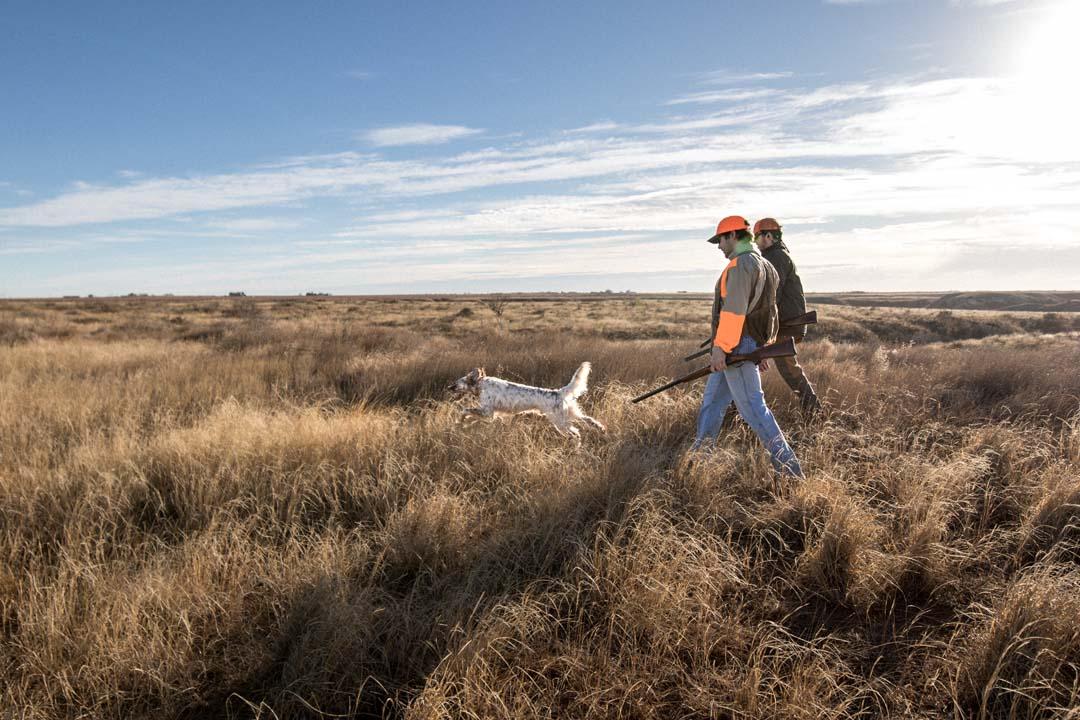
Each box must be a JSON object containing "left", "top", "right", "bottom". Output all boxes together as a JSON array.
[{"left": 561, "top": 362, "right": 591, "bottom": 399}]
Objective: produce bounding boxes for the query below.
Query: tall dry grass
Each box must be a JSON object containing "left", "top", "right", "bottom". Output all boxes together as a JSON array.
[{"left": 1, "top": 297, "right": 1079, "bottom": 719}]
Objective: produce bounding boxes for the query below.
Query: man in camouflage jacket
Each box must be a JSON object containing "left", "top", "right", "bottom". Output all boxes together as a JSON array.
[{"left": 754, "top": 218, "right": 821, "bottom": 416}]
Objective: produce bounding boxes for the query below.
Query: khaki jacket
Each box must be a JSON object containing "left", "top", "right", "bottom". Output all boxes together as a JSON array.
[{"left": 711, "top": 246, "right": 779, "bottom": 352}]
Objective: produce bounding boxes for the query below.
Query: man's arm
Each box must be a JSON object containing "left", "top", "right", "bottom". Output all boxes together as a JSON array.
[
  {"left": 710, "top": 277, "right": 722, "bottom": 338},
  {"left": 712, "top": 258, "right": 752, "bottom": 352},
  {"left": 770, "top": 250, "right": 792, "bottom": 294},
  {"left": 711, "top": 258, "right": 756, "bottom": 370}
]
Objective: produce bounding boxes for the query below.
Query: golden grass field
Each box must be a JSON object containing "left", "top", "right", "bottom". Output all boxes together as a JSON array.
[{"left": 2, "top": 295, "right": 1079, "bottom": 719}]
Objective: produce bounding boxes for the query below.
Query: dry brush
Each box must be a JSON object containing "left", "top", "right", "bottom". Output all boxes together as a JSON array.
[{"left": 1, "top": 297, "right": 1078, "bottom": 719}]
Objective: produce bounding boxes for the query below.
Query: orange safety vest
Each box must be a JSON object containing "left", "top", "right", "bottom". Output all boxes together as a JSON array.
[{"left": 711, "top": 250, "right": 779, "bottom": 352}]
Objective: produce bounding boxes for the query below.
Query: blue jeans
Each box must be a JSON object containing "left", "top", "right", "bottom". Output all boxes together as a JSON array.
[{"left": 692, "top": 336, "right": 804, "bottom": 478}]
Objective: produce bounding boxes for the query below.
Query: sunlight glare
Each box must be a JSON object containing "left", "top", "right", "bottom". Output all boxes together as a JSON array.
[{"left": 1008, "top": 2, "right": 1080, "bottom": 161}]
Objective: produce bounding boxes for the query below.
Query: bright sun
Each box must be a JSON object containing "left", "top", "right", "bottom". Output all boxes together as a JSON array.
[
  {"left": 1008, "top": 2, "right": 1080, "bottom": 161},
  {"left": 1013, "top": 2, "right": 1080, "bottom": 81}
]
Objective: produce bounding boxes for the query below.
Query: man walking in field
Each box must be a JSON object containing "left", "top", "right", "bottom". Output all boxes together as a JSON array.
[
  {"left": 754, "top": 218, "right": 821, "bottom": 416},
  {"left": 692, "top": 215, "right": 804, "bottom": 479}
]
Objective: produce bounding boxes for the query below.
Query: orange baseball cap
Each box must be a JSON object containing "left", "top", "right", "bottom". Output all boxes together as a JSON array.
[
  {"left": 753, "top": 218, "right": 782, "bottom": 236},
  {"left": 706, "top": 215, "right": 750, "bottom": 244}
]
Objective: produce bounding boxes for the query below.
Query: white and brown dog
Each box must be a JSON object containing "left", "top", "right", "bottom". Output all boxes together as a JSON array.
[{"left": 447, "top": 362, "right": 605, "bottom": 441}]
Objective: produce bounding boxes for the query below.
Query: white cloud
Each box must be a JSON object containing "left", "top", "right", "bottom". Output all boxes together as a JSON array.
[
  {"left": 0, "top": 233, "right": 147, "bottom": 256},
  {"left": 0, "top": 171, "right": 321, "bottom": 226},
  {"left": 204, "top": 217, "right": 304, "bottom": 233},
  {"left": 698, "top": 70, "right": 794, "bottom": 85},
  {"left": 665, "top": 88, "right": 780, "bottom": 106},
  {"left": 565, "top": 121, "right": 622, "bottom": 134},
  {"left": 3, "top": 69, "right": 1079, "bottom": 293},
  {"left": 2, "top": 76, "right": 1076, "bottom": 230},
  {"left": 362, "top": 123, "right": 484, "bottom": 147},
  {"left": 950, "top": 0, "right": 1024, "bottom": 5}
]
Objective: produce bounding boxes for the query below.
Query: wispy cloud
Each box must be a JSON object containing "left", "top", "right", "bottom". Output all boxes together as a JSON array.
[
  {"left": 565, "top": 121, "right": 621, "bottom": 134},
  {"left": 949, "top": 0, "right": 1024, "bottom": 5},
  {"left": 0, "top": 233, "right": 148, "bottom": 256},
  {"left": 2, "top": 76, "right": 1075, "bottom": 230},
  {"left": 204, "top": 217, "right": 304, "bottom": 233},
  {"left": 345, "top": 69, "right": 375, "bottom": 80},
  {"left": 0, "top": 172, "right": 320, "bottom": 226},
  {"left": 698, "top": 70, "right": 794, "bottom": 85},
  {"left": 362, "top": 123, "right": 484, "bottom": 147},
  {"left": 3, "top": 68, "right": 1078, "bottom": 294},
  {"left": 665, "top": 88, "right": 781, "bottom": 106}
]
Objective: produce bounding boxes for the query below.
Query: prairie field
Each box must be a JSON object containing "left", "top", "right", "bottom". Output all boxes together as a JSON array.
[{"left": 2, "top": 295, "right": 1080, "bottom": 719}]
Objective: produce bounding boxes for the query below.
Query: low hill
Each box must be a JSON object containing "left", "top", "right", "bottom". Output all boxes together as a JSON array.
[{"left": 808, "top": 291, "right": 1080, "bottom": 312}]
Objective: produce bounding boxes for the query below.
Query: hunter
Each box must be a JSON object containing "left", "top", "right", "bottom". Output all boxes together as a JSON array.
[
  {"left": 692, "top": 215, "right": 803, "bottom": 479},
  {"left": 753, "top": 218, "right": 821, "bottom": 415}
]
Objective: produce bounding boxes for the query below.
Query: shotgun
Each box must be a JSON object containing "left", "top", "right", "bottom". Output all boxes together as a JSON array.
[
  {"left": 633, "top": 337, "right": 797, "bottom": 404},
  {"left": 682, "top": 310, "right": 817, "bottom": 362}
]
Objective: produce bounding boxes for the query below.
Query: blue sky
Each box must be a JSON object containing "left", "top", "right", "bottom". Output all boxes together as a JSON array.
[{"left": 2, "top": 0, "right": 1078, "bottom": 296}]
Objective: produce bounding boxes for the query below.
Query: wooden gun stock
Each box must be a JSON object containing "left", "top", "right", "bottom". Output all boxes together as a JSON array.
[
  {"left": 783, "top": 309, "right": 817, "bottom": 329},
  {"left": 633, "top": 337, "right": 797, "bottom": 403},
  {"left": 683, "top": 310, "right": 817, "bottom": 362}
]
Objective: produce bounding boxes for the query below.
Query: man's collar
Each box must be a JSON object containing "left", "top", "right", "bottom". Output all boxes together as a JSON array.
[{"left": 725, "top": 238, "right": 758, "bottom": 259}]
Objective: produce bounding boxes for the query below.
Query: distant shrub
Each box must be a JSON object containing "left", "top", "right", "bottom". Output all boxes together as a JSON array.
[
  {"left": 221, "top": 299, "right": 262, "bottom": 319},
  {"left": 0, "top": 314, "right": 34, "bottom": 346}
]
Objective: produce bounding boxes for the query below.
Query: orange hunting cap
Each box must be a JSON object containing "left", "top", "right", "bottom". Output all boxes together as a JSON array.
[
  {"left": 706, "top": 215, "right": 750, "bottom": 244},
  {"left": 753, "top": 217, "right": 782, "bottom": 236}
]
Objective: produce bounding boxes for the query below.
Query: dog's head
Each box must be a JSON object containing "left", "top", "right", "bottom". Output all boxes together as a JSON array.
[{"left": 447, "top": 367, "right": 485, "bottom": 395}]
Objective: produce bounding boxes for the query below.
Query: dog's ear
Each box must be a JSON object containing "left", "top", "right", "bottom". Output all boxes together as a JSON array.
[{"left": 477, "top": 367, "right": 486, "bottom": 378}]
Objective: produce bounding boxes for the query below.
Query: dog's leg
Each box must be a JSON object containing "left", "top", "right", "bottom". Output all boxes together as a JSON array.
[
  {"left": 577, "top": 414, "right": 606, "bottom": 432},
  {"left": 551, "top": 417, "right": 582, "bottom": 445},
  {"left": 461, "top": 407, "right": 492, "bottom": 425},
  {"left": 571, "top": 403, "right": 606, "bottom": 432}
]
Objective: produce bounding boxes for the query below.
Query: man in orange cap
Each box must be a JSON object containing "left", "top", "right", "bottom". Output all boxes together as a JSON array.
[
  {"left": 753, "top": 218, "right": 821, "bottom": 416},
  {"left": 693, "top": 216, "right": 803, "bottom": 479}
]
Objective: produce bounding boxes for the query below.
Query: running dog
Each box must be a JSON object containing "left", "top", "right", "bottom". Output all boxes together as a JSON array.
[{"left": 447, "top": 362, "right": 605, "bottom": 441}]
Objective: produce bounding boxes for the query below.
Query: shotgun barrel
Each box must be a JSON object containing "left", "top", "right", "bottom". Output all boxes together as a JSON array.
[
  {"left": 633, "top": 337, "right": 797, "bottom": 403},
  {"left": 683, "top": 310, "right": 817, "bottom": 362}
]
